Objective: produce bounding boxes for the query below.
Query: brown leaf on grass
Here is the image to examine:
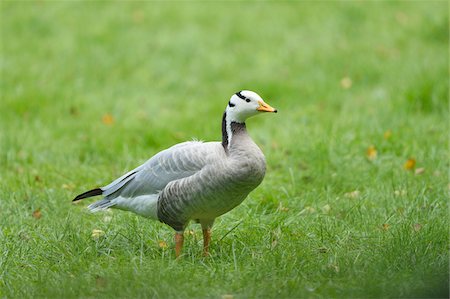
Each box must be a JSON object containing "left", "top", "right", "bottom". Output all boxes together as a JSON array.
[
  {"left": 278, "top": 202, "right": 289, "bottom": 212},
  {"left": 32, "top": 209, "right": 42, "bottom": 219},
  {"left": 382, "top": 223, "right": 390, "bottom": 231},
  {"left": 404, "top": 158, "right": 416, "bottom": 170},
  {"left": 34, "top": 175, "right": 42, "bottom": 182},
  {"left": 158, "top": 241, "right": 168, "bottom": 249},
  {"left": 102, "top": 113, "right": 114, "bottom": 125},
  {"left": 366, "top": 145, "right": 377, "bottom": 160},
  {"left": 307, "top": 206, "right": 316, "bottom": 213},
  {"left": 328, "top": 263, "right": 340, "bottom": 273},
  {"left": 69, "top": 106, "right": 79, "bottom": 116},
  {"left": 383, "top": 129, "right": 392, "bottom": 140},
  {"left": 321, "top": 204, "right": 331, "bottom": 214},
  {"left": 91, "top": 229, "right": 105, "bottom": 239},
  {"left": 345, "top": 190, "right": 360, "bottom": 199},
  {"left": 394, "top": 190, "right": 407, "bottom": 197},
  {"left": 340, "top": 76, "right": 352, "bottom": 89},
  {"left": 413, "top": 223, "right": 422, "bottom": 232},
  {"left": 301, "top": 206, "right": 316, "bottom": 214},
  {"left": 271, "top": 238, "right": 278, "bottom": 250},
  {"left": 415, "top": 167, "right": 425, "bottom": 175},
  {"left": 62, "top": 183, "right": 75, "bottom": 191}
]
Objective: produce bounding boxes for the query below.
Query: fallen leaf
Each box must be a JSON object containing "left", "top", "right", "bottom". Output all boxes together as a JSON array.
[
  {"left": 366, "top": 145, "right": 377, "bottom": 160},
  {"left": 383, "top": 129, "right": 392, "bottom": 140},
  {"left": 413, "top": 223, "right": 422, "bottom": 232},
  {"left": 62, "top": 183, "right": 75, "bottom": 191},
  {"left": 69, "top": 106, "right": 79, "bottom": 116},
  {"left": 32, "top": 209, "right": 42, "bottom": 219},
  {"left": 19, "top": 231, "right": 30, "bottom": 240},
  {"left": 321, "top": 204, "right": 331, "bottom": 214},
  {"left": 158, "top": 241, "right": 168, "bottom": 249},
  {"left": 102, "top": 113, "right": 114, "bottom": 125},
  {"left": 415, "top": 167, "right": 425, "bottom": 175},
  {"left": 302, "top": 206, "right": 316, "bottom": 214},
  {"left": 91, "top": 229, "right": 105, "bottom": 239},
  {"left": 278, "top": 203, "right": 289, "bottom": 212},
  {"left": 396, "top": 207, "right": 405, "bottom": 215},
  {"left": 382, "top": 223, "right": 390, "bottom": 231},
  {"left": 340, "top": 76, "right": 352, "bottom": 89},
  {"left": 345, "top": 190, "right": 360, "bottom": 199},
  {"left": 404, "top": 158, "right": 416, "bottom": 170},
  {"left": 394, "top": 190, "right": 407, "bottom": 197},
  {"left": 271, "top": 239, "right": 278, "bottom": 249},
  {"left": 34, "top": 175, "right": 42, "bottom": 182},
  {"left": 328, "top": 263, "right": 340, "bottom": 273}
]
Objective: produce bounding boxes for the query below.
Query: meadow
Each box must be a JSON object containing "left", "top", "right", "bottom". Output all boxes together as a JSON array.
[{"left": 1, "top": 1, "right": 448, "bottom": 298}]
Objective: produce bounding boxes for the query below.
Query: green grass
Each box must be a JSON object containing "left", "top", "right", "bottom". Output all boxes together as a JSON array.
[{"left": 1, "top": 1, "right": 449, "bottom": 298}]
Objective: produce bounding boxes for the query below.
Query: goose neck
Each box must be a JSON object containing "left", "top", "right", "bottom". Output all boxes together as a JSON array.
[{"left": 221, "top": 112, "right": 249, "bottom": 152}]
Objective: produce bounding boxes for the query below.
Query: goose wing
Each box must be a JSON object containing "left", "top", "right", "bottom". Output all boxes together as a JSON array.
[{"left": 103, "top": 141, "right": 225, "bottom": 199}]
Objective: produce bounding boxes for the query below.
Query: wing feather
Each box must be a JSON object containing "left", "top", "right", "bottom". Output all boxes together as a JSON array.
[{"left": 102, "top": 141, "right": 225, "bottom": 199}]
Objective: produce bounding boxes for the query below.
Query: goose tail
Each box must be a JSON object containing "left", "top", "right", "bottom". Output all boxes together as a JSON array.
[
  {"left": 87, "top": 198, "right": 115, "bottom": 212},
  {"left": 73, "top": 188, "right": 103, "bottom": 202}
]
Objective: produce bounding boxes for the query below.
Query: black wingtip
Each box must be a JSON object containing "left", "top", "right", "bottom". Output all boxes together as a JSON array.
[{"left": 73, "top": 188, "right": 103, "bottom": 202}]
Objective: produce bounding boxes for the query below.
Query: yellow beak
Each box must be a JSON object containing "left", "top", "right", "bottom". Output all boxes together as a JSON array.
[{"left": 257, "top": 101, "right": 277, "bottom": 113}]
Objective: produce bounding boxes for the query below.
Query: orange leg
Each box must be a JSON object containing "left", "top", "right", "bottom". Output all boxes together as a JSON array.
[
  {"left": 175, "top": 232, "right": 184, "bottom": 258},
  {"left": 202, "top": 228, "right": 211, "bottom": 257}
]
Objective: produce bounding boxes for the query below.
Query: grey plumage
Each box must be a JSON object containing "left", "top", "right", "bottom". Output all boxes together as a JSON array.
[
  {"left": 157, "top": 122, "right": 266, "bottom": 231},
  {"left": 73, "top": 90, "right": 276, "bottom": 256}
]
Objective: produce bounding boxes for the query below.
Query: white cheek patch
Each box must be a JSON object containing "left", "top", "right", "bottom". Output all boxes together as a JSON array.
[{"left": 227, "top": 104, "right": 249, "bottom": 123}]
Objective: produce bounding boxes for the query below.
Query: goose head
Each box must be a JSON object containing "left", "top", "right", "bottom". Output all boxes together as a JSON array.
[{"left": 226, "top": 90, "right": 277, "bottom": 123}]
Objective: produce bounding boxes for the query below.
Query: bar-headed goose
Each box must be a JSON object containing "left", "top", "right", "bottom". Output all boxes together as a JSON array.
[{"left": 73, "top": 90, "right": 277, "bottom": 257}]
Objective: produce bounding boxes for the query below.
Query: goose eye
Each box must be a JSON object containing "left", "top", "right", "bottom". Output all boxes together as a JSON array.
[{"left": 245, "top": 98, "right": 250, "bottom": 103}]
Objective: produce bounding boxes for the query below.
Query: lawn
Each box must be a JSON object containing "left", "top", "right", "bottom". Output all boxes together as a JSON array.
[{"left": 1, "top": 1, "right": 448, "bottom": 298}]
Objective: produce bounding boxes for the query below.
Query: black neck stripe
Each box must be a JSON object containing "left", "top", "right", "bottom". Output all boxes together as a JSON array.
[{"left": 221, "top": 111, "right": 228, "bottom": 151}]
